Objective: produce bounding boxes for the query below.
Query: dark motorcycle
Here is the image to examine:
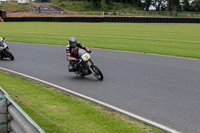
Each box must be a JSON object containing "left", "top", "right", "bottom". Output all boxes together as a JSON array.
[
  {"left": 0, "top": 38, "right": 14, "bottom": 61},
  {"left": 73, "top": 49, "right": 103, "bottom": 81}
]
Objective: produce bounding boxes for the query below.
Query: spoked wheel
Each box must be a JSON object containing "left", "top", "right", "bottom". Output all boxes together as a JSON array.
[{"left": 91, "top": 65, "right": 103, "bottom": 81}]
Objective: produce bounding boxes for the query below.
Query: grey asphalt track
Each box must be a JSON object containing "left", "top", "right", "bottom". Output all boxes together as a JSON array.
[
  {"left": 38, "top": 3, "right": 66, "bottom": 13},
  {"left": 1, "top": 42, "right": 200, "bottom": 133}
]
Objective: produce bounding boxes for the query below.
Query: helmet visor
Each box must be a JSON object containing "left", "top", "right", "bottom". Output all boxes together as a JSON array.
[{"left": 71, "top": 42, "right": 77, "bottom": 47}]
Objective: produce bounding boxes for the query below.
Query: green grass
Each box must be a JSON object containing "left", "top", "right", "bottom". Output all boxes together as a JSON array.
[
  {"left": 0, "top": 71, "right": 163, "bottom": 133},
  {"left": 0, "top": 2, "right": 35, "bottom": 11},
  {"left": 0, "top": 22, "right": 200, "bottom": 58},
  {"left": 52, "top": 1, "right": 103, "bottom": 12},
  {"left": 51, "top": 1, "right": 140, "bottom": 12}
]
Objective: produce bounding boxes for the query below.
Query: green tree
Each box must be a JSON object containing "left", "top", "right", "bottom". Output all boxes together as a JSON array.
[
  {"left": 144, "top": 0, "right": 152, "bottom": 11},
  {"left": 191, "top": 0, "right": 200, "bottom": 11},
  {"left": 101, "top": 0, "right": 108, "bottom": 10},
  {"left": 152, "top": 0, "right": 167, "bottom": 11},
  {"left": 167, "top": 0, "right": 180, "bottom": 16},
  {"left": 182, "top": 0, "right": 190, "bottom": 11}
]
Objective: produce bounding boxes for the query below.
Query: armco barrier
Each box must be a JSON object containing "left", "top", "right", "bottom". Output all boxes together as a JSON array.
[
  {"left": 0, "top": 86, "right": 45, "bottom": 133},
  {"left": 4, "top": 17, "right": 200, "bottom": 23},
  {"left": 0, "top": 91, "right": 7, "bottom": 133}
]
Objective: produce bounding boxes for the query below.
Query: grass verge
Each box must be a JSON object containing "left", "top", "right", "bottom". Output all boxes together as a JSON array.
[
  {"left": 51, "top": 1, "right": 140, "bottom": 12},
  {"left": 0, "top": 2, "right": 37, "bottom": 12},
  {"left": 0, "top": 22, "right": 200, "bottom": 59},
  {"left": 0, "top": 70, "right": 164, "bottom": 133}
]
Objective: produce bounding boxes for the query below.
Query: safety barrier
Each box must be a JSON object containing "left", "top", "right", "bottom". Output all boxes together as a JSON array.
[
  {"left": 0, "top": 86, "right": 45, "bottom": 133},
  {"left": 4, "top": 17, "right": 200, "bottom": 23}
]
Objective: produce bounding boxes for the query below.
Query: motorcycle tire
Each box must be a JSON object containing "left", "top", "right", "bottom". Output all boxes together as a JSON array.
[
  {"left": 5, "top": 50, "right": 14, "bottom": 60},
  {"left": 91, "top": 65, "right": 103, "bottom": 81},
  {"left": 0, "top": 54, "right": 3, "bottom": 59}
]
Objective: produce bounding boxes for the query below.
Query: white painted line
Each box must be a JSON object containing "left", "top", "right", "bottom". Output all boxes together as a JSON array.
[{"left": 0, "top": 67, "right": 180, "bottom": 133}]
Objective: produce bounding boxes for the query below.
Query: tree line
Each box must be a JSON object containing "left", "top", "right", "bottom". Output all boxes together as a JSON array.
[{"left": 87, "top": 0, "right": 200, "bottom": 12}]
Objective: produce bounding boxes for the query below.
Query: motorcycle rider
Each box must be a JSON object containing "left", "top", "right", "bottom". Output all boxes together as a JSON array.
[
  {"left": 66, "top": 36, "right": 91, "bottom": 72},
  {"left": 0, "top": 37, "right": 4, "bottom": 58}
]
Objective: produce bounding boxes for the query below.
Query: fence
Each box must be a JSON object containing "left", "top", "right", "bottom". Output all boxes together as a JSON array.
[
  {"left": 6, "top": 9, "right": 200, "bottom": 18},
  {"left": 0, "top": 86, "right": 45, "bottom": 133},
  {"left": 66, "top": 11, "right": 200, "bottom": 18},
  {"left": 4, "top": 16, "right": 200, "bottom": 23}
]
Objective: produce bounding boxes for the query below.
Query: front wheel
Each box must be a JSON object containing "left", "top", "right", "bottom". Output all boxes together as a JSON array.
[
  {"left": 91, "top": 65, "right": 103, "bottom": 81},
  {"left": 5, "top": 50, "right": 14, "bottom": 60}
]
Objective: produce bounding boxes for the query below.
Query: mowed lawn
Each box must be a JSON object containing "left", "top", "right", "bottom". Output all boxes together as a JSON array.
[
  {"left": 0, "top": 22, "right": 199, "bottom": 58},
  {"left": 0, "top": 71, "right": 163, "bottom": 133}
]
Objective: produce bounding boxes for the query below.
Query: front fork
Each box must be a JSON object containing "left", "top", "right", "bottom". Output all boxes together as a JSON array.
[
  {"left": 0, "top": 48, "right": 7, "bottom": 57},
  {"left": 88, "top": 60, "right": 95, "bottom": 74},
  {"left": 1, "top": 47, "right": 9, "bottom": 54}
]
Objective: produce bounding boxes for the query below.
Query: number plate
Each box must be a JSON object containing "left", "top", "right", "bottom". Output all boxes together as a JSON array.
[
  {"left": 82, "top": 53, "right": 90, "bottom": 61},
  {"left": 83, "top": 55, "right": 89, "bottom": 60}
]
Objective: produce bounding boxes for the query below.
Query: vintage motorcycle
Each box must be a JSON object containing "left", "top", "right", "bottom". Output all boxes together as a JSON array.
[
  {"left": 0, "top": 38, "right": 14, "bottom": 60},
  {"left": 73, "top": 49, "right": 103, "bottom": 81}
]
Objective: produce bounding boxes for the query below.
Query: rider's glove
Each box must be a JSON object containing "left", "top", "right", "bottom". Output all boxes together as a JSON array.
[{"left": 88, "top": 50, "right": 92, "bottom": 54}]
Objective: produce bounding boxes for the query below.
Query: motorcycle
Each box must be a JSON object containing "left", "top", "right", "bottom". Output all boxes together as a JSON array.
[
  {"left": 73, "top": 49, "right": 103, "bottom": 81},
  {"left": 0, "top": 38, "right": 14, "bottom": 61}
]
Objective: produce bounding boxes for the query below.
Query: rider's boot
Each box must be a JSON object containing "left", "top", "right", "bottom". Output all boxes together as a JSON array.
[{"left": 68, "top": 61, "right": 74, "bottom": 72}]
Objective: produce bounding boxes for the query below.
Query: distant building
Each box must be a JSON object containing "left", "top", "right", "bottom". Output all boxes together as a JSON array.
[
  {"left": 0, "top": 0, "right": 29, "bottom": 4},
  {"left": 0, "top": 0, "right": 12, "bottom": 3},
  {"left": 149, "top": 5, "right": 156, "bottom": 10},
  {"left": 18, "top": 0, "right": 29, "bottom": 4}
]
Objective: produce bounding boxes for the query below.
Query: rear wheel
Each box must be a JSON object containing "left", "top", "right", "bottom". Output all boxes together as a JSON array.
[
  {"left": 0, "top": 53, "right": 3, "bottom": 59},
  {"left": 91, "top": 65, "right": 103, "bottom": 81}
]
